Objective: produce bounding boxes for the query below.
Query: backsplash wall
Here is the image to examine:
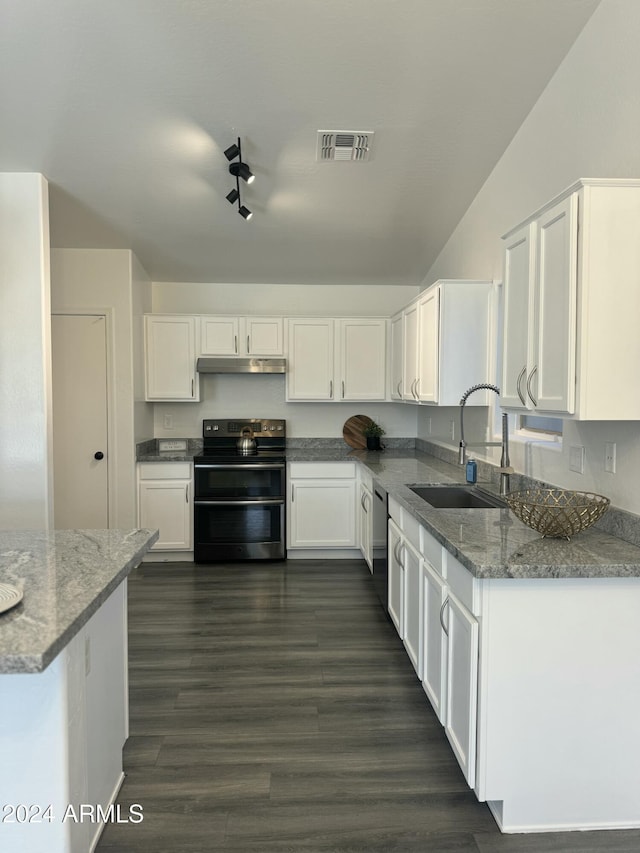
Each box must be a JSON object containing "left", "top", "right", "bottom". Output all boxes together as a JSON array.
[{"left": 153, "top": 374, "right": 417, "bottom": 439}]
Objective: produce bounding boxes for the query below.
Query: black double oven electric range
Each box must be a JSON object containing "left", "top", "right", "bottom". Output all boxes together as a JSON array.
[{"left": 193, "top": 419, "right": 286, "bottom": 563}]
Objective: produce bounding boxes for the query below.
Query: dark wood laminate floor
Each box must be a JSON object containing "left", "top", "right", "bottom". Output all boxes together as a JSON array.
[{"left": 97, "top": 560, "right": 640, "bottom": 853}]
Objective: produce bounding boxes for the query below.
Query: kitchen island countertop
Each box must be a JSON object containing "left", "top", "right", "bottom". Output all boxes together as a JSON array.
[{"left": 0, "top": 527, "right": 158, "bottom": 673}]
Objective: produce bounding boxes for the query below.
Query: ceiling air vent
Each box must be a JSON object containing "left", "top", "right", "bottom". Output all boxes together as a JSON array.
[{"left": 317, "top": 130, "right": 374, "bottom": 162}]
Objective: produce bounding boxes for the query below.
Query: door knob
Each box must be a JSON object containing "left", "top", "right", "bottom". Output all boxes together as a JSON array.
[{"left": 94, "top": 451, "right": 104, "bottom": 460}]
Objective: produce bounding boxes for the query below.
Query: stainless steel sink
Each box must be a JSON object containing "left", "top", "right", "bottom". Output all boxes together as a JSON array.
[{"left": 408, "top": 484, "right": 506, "bottom": 509}]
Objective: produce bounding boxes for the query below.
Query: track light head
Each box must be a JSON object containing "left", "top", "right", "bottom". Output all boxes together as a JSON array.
[
  {"left": 226, "top": 188, "right": 239, "bottom": 204},
  {"left": 229, "top": 162, "right": 255, "bottom": 185},
  {"left": 224, "top": 143, "right": 240, "bottom": 161},
  {"left": 238, "top": 206, "right": 253, "bottom": 221}
]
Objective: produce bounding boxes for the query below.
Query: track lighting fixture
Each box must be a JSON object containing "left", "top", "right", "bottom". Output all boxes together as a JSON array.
[
  {"left": 225, "top": 137, "right": 254, "bottom": 220},
  {"left": 223, "top": 143, "right": 240, "bottom": 161}
]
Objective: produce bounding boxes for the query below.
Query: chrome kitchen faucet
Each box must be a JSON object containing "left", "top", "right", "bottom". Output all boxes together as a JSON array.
[{"left": 458, "top": 383, "right": 512, "bottom": 496}]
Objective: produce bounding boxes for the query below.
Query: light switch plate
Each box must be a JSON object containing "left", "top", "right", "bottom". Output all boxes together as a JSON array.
[
  {"left": 569, "top": 445, "right": 585, "bottom": 474},
  {"left": 158, "top": 439, "right": 187, "bottom": 452}
]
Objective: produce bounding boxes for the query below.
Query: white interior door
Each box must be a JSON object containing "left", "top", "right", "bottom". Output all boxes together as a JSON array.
[{"left": 52, "top": 314, "right": 109, "bottom": 528}]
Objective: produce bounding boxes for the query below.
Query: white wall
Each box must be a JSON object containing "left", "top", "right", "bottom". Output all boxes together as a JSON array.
[
  {"left": 417, "top": 0, "right": 640, "bottom": 514},
  {"left": 0, "top": 173, "right": 53, "bottom": 529},
  {"left": 152, "top": 281, "right": 419, "bottom": 438},
  {"left": 152, "top": 282, "right": 417, "bottom": 317},
  {"left": 50, "top": 249, "right": 151, "bottom": 526},
  {"left": 132, "top": 255, "right": 153, "bottom": 443}
]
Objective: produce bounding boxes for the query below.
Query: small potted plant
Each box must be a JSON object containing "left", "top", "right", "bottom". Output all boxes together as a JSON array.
[{"left": 363, "top": 420, "right": 385, "bottom": 451}]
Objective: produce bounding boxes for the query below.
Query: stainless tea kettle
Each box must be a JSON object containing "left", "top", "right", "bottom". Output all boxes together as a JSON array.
[{"left": 237, "top": 426, "right": 257, "bottom": 454}]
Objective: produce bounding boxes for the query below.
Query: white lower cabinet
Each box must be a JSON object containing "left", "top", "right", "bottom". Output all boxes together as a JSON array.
[
  {"left": 402, "top": 537, "right": 422, "bottom": 677},
  {"left": 288, "top": 462, "right": 357, "bottom": 550},
  {"left": 137, "top": 462, "right": 192, "bottom": 551},
  {"left": 418, "top": 526, "right": 480, "bottom": 787},
  {"left": 421, "top": 558, "right": 448, "bottom": 723},
  {"left": 443, "top": 591, "right": 479, "bottom": 787},
  {"left": 358, "top": 479, "right": 373, "bottom": 571},
  {"left": 388, "top": 519, "right": 404, "bottom": 635}
]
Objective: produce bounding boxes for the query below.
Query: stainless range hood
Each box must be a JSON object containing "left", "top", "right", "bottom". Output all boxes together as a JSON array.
[{"left": 196, "top": 357, "right": 287, "bottom": 374}]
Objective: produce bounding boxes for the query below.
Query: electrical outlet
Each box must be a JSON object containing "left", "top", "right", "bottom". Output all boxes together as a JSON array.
[
  {"left": 163, "top": 413, "right": 173, "bottom": 430},
  {"left": 569, "top": 445, "right": 585, "bottom": 474},
  {"left": 604, "top": 442, "right": 617, "bottom": 474}
]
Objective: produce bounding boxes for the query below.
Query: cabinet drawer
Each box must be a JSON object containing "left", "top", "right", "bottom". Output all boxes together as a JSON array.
[
  {"left": 403, "top": 511, "right": 421, "bottom": 551},
  {"left": 445, "top": 552, "right": 479, "bottom": 615},
  {"left": 138, "top": 462, "right": 192, "bottom": 480},
  {"left": 388, "top": 495, "right": 403, "bottom": 527},
  {"left": 421, "top": 526, "right": 444, "bottom": 577},
  {"left": 289, "top": 462, "right": 356, "bottom": 479}
]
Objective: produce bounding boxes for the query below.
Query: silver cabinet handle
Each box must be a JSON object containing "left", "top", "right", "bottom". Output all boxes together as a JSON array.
[
  {"left": 397, "top": 380, "right": 402, "bottom": 397},
  {"left": 291, "top": 484, "right": 295, "bottom": 502},
  {"left": 516, "top": 365, "right": 527, "bottom": 406},
  {"left": 393, "top": 539, "right": 402, "bottom": 565},
  {"left": 414, "top": 377, "right": 420, "bottom": 400},
  {"left": 360, "top": 492, "right": 366, "bottom": 511},
  {"left": 247, "top": 335, "right": 250, "bottom": 353},
  {"left": 527, "top": 366, "right": 538, "bottom": 407},
  {"left": 191, "top": 379, "right": 194, "bottom": 397},
  {"left": 234, "top": 335, "right": 238, "bottom": 354},
  {"left": 186, "top": 484, "right": 189, "bottom": 503},
  {"left": 439, "top": 596, "right": 450, "bottom": 636},
  {"left": 329, "top": 380, "right": 333, "bottom": 399},
  {"left": 364, "top": 493, "right": 370, "bottom": 513},
  {"left": 341, "top": 380, "right": 345, "bottom": 399}
]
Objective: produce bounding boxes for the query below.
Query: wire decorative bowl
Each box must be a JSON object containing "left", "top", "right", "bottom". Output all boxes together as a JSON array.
[{"left": 505, "top": 488, "right": 610, "bottom": 540}]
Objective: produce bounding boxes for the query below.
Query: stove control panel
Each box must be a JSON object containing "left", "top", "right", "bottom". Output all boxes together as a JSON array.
[{"left": 203, "top": 419, "right": 286, "bottom": 437}]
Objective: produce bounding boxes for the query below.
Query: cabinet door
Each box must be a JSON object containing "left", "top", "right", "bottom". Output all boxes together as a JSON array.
[
  {"left": 245, "top": 317, "right": 284, "bottom": 356},
  {"left": 533, "top": 194, "right": 577, "bottom": 414},
  {"left": 501, "top": 225, "right": 534, "bottom": 410},
  {"left": 145, "top": 316, "right": 198, "bottom": 401},
  {"left": 286, "top": 319, "right": 334, "bottom": 401},
  {"left": 289, "top": 480, "right": 356, "bottom": 547},
  {"left": 402, "top": 302, "right": 419, "bottom": 402},
  {"left": 139, "top": 480, "right": 192, "bottom": 550},
  {"left": 444, "top": 592, "right": 479, "bottom": 787},
  {"left": 339, "top": 319, "right": 387, "bottom": 401},
  {"left": 388, "top": 520, "right": 404, "bottom": 636},
  {"left": 200, "top": 316, "right": 239, "bottom": 356},
  {"left": 359, "top": 483, "right": 373, "bottom": 571},
  {"left": 422, "top": 560, "right": 448, "bottom": 723},
  {"left": 403, "top": 539, "right": 422, "bottom": 677},
  {"left": 417, "top": 286, "right": 440, "bottom": 403},
  {"left": 390, "top": 311, "right": 403, "bottom": 400}
]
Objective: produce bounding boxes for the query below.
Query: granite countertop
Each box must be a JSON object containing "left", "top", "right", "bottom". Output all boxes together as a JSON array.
[
  {"left": 136, "top": 438, "right": 640, "bottom": 581},
  {"left": 0, "top": 528, "right": 158, "bottom": 674}
]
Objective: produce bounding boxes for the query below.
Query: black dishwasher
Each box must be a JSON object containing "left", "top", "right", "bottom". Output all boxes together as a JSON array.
[{"left": 371, "top": 483, "right": 389, "bottom": 611}]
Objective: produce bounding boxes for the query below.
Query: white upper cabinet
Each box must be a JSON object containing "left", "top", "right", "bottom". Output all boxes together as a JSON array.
[
  {"left": 403, "top": 280, "right": 494, "bottom": 407},
  {"left": 501, "top": 195, "right": 577, "bottom": 414},
  {"left": 144, "top": 315, "right": 199, "bottom": 401},
  {"left": 390, "top": 310, "right": 403, "bottom": 400},
  {"left": 200, "top": 316, "right": 283, "bottom": 356},
  {"left": 286, "top": 318, "right": 387, "bottom": 402},
  {"left": 501, "top": 179, "right": 640, "bottom": 419},
  {"left": 286, "top": 318, "right": 335, "bottom": 401},
  {"left": 339, "top": 318, "right": 387, "bottom": 401}
]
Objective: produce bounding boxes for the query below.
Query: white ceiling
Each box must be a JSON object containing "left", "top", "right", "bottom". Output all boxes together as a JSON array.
[{"left": 0, "top": 0, "right": 600, "bottom": 285}]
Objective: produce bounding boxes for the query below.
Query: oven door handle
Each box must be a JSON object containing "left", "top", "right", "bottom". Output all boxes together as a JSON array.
[
  {"left": 195, "top": 463, "right": 285, "bottom": 470},
  {"left": 195, "top": 499, "right": 285, "bottom": 506}
]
